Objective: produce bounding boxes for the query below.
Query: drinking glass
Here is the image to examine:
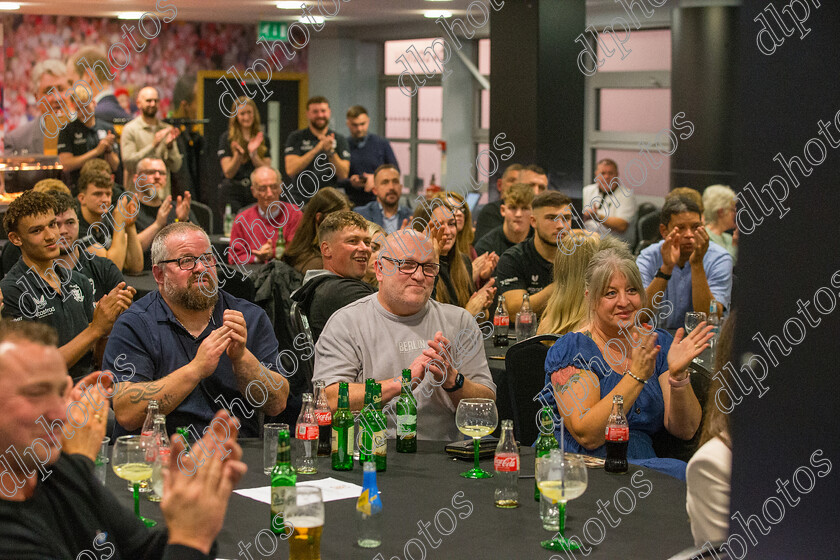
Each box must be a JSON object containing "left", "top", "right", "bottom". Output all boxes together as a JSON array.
[
  {"left": 264, "top": 423, "right": 285, "bottom": 475},
  {"left": 112, "top": 435, "right": 157, "bottom": 527},
  {"left": 536, "top": 450, "right": 588, "bottom": 551},
  {"left": 94, "top": 437, "right": 110, "bottom": 485},
  {"left": 149, "top": 445, "right": 170, "bottom": 501},
  {"left": 455, "top": 398, "right": 498, "bottom": 478},
  {"left": 285, "top": 486, "right": 325, "bottom": 560}
]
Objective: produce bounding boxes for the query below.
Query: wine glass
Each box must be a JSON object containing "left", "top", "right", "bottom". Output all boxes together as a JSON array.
[
  {"left": 536, "top": 449, "right": 588, "bottom": 551},
  {"left": 285, "top": 486, "right": 325, "bottom": 560},
  {"left": 685, "top": 311, "right": 707, "bottom": 365},
  {"left": 112, "top": 435, "right": 157, "bottom": 527},
  {"left": 455, "top": 398, "right": 498, "bottom": 478}
]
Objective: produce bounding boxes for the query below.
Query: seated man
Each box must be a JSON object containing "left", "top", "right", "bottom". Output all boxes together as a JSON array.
[
  {"left": 131, "top": 156, "right": 196, "bottom": 269},
  {"left": 313, "top": 228, "right": 495, "bottom": 441},
  {"left": 0, "top": 319, "right": 246, "bottom": 559},
  {"left": 228, "top": 166, "right": 303, "bottom": 265},
  {"left": 637, "top": 194, "right": 733, "bottom": 329},
  {"left": 353, "top": 164, "right": 413, "bottom": 234},
  {"left": 105, "top": 222, "right": 289, "bottom": 438},
  {"left": 474, "top": 182, "right": 534, "bottom": 257},
  {"left": 581, "top": 158, "right": 636, "bottom": 242},
  {"left": 474, "top": 163, "right": 523, "bottom": 242},
  {"left": 0, "top": 191, "right": 134, "bottom": 379},
  {"left": 291, "top": 211, "right": 375, "bottom": 342},
  {"left": 494, "top": 192, "right": 573, "bottom": 317},
  {"left": 76, "top": 170, "right": 143, "bottom": 273}
]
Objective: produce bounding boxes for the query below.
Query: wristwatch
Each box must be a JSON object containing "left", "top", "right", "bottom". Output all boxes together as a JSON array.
[
  {"left": 655, "top": 268, "right": 672, "bottom": 281},
  {"left": 444, "top": 372, "right": 464, "bottom": 392}
]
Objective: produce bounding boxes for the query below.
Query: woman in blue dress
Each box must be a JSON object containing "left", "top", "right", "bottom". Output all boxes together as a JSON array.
[{"left": 544, "top": 248, "right": 714, "bottom": 466}]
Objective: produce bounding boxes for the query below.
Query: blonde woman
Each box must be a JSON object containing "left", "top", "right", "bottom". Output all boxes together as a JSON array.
[
  {"left": 219, "top": 96, "right": 271, "bottom": 212},
  {"left": 363, "top": 220, "right": 385, "bottom": 289},
  {"left": 702, "top": 184, "right": 737, "bottom": 261}
]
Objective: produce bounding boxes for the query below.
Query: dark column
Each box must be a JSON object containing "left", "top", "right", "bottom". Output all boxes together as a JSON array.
[
  {"left": 730, "top": 1, "right": 840, "bottom": 557},
  {"left": 489, "top": 0, "right": 585, "bottom": 198},
  {"left": 670, "top": 5, "right": 740, "bottom": 190}
]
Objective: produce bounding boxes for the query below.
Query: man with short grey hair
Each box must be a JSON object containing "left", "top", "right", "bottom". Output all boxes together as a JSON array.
[
  {"left": 4, "top": 59, "right": 71, "bottom": 156},
  {"left": 313, "top": 228, "right": 495, "bottom": 441},
  {"left": 104, "top": 222, "right": 289, "bottom": 438}
]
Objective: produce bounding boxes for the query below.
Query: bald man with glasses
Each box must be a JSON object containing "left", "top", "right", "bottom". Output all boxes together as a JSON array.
[{"left": 104, "top": 222, "right": 289, "bottom": 439}]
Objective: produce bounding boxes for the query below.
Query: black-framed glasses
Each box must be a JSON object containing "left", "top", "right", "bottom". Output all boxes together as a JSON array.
[
  {"left": 379, "top": 256, "right": 440, "bottom": 278},
  {"left": 157, "top": 252, "right": 216, "bottom": 270},
  {"left": 138, "top": 169, "right": 166, "bottom": 176}
]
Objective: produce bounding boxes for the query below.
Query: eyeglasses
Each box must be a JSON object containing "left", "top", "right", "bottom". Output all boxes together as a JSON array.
[
  {"left": 157, "top": 252, "right": 216, "bottom": 270},
  {"left": 138, "top": 169, "right": 166, "bottom": 176},
  {"left": 379, "top": 256, "right": 440, "bottom": 278}
]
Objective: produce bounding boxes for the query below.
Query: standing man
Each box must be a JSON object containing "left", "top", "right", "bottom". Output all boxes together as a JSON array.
[
  {"left": 582, "top": 158, "right": 637, "bottom": 241},
  {"left": 4, "top": 59, "right": 71, "bottom": 156},
  {"left": 353, "top": 164, "right": 413, "bottom": 234},
  {"left": 494, "top": 192, "right": 573, "bottom": 317},
  {"left": 57, "top": 85, "right": 120, "bottom": 189},
  {"left": 474, "top": 163, "right": 523, "bottom": 242},
  {"left": 637, "top": 195, "right": 732, "bottom": 329},
  {"left": 313, "top": 229, "right": 495, "bottom": 441},
  {"left": 228, "top": 166, "right": 303, "bottom": 265},
  {"left": 67, "top": 47, "right": 132, "bottom": 127},
  {"left": 339, "top": 105, "right": 399, "bottom": 207},
  {"left": 120, "top": 86, "right": 183, "bottom": 183},
  {"left": 284, "top": 96, "right": 350, "bottom": 195}
]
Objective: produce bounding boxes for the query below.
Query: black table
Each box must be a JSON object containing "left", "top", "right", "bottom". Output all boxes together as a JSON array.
[{"left": 105, "top": 440, "right": 694, "bottom": 559}]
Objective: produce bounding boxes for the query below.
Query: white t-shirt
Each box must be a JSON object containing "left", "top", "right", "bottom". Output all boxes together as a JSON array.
[
  {"left": 313, "top": 293, "right": 496, "bottom": 441},
  {"left": 686, "top": 436, "right": 732, "bottom": 546},
  {"left": 581, "top": 182, "right": 637, "bottom": 237}
]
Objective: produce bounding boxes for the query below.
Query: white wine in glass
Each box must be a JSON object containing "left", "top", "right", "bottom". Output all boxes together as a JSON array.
[
  {"left": 455, "top": 398, "right": 498, "bottom": 479},
  {"left": 536, "top": 450, "right": 588, "bottom": 551},
  {"left": 112, "top": 435, "right": 157, "bottom": 527}
]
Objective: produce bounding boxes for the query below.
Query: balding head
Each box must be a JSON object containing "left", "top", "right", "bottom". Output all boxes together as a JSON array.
[
  {"left": 375, "top": 229, "right": 439, "bottom": 316},
  {"left": 137, "top": 87, "right": 161, "bottom": 121}
]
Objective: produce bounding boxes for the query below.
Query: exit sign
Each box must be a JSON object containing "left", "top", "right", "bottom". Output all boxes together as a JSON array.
[{"left": 258, "top": 21, "right": 288, "bottom": 42}]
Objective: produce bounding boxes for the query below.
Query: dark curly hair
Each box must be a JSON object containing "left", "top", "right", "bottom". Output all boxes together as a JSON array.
[{"left": 3, "top": 190, "right": 56, "bottom": 236}]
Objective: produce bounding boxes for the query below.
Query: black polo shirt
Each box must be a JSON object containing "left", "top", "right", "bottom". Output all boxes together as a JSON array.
[
  {"left": 74, "top": 251, "right": 124, "bottom": 300},
  {"left": 77, "top": 210, "right": 114, "bottom": 251},
  {"left": 0, "top": 259, "right": 95, "bottom": 379},
  {"left": 494, "top": 237, "right": 553, "bottom": 296},
  {"left": 474, "top": 225, "right": 533, "bottom": 258},
  {"left": 284, "top": 127, "right": 350, "bottom": 191},
  {"left": 57, "top": 119, "right": 118, "bottom": 188}
]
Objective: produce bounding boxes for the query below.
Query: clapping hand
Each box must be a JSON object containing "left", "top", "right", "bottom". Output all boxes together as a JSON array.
[
  {"left": 472, "top": 251, "right": 499, "bottom": 284},
  {"left": 660, "top": 227, "right": 681, "bottom": 272},
  {"left": 247, "top": 132, "right": 264, "bottom": 156},
  {"left": 166, "top": 126, "right": 181, "bottom": 146},
  {"left": 223, "top": 310, "right": 248, "bottom": 364},
  {"left": 91, "top": 282, "right": 135, "bottom": 336},
  {"left": 175, "top": 191, "right": 191, "bottom": 222},
  {"left": 466, "top": 278, "right": 496, "bottom": 317},
  {"left": 627, "top": 330, "right": 660, "bottom": 382},
  {"left": 689, "top": 226, "right": 710, "bottom": 267},
  {"left": 62, "top": 371, "right": 113, "bottom": 460},
  {"left": 667, "top": 322, "right": 715, "bottom": 376}
]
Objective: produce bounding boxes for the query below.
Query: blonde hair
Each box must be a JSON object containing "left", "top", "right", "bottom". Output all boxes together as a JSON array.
[
  {"left": 702, "top": 184, "right": 736, "bottom": 224},
  {"left": 364, "top": 220, "right": 385, "bottom": 289},
  {"left": 229, "top": 96, "right": 268, "bottom": 158},
  {"left": 32, "top": 179, "right": 72, "bottom": 196},
  {"left": 433, "top": 191, "right": 474, "bottom": 257},
  {"left": 585, "top": 247, "right": 646, "bottom": 322},
  {"left": 502, "top": 183, "right": 535, "bottom": 208},
  {"left": 538, "top": 235, "right": 632, "bottom": 335}
]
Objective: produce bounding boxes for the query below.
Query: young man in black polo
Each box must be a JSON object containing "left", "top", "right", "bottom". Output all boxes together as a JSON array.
[
  {"left": 494, "top": 191, "right": 573, "bottom": 317},
  {"left": 474, "top": 182, "right": 534, "bottom": 258},
  {"left": 0, "top": 190, "right": 135, "bottom": 379}
]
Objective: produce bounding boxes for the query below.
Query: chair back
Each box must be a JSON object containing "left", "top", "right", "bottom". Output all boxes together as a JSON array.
[
  {"left": 191, "top": 201, "right": 214, "bottom": 234},
  {"left": 503, "top": 334, "right": 560, "bottom": 446},
  {"left": 635, "top": 211, "right": 661, "bottom": 255},
  {"left": 289, "top": 299, "right": 315, "bottom": 394},
  {"left": 217, "top": 262, "right": 256, "bottom": 301}
]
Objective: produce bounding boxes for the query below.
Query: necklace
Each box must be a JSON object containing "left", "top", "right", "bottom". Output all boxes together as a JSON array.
[{"left": 172, "top": 308, "right": 214, "bottom": 338}]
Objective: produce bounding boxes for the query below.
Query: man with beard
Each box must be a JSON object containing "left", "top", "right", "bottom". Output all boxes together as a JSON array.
[
  {"left": 120, "top": 86, "right": 183, "bottom": 183},
  {"left": 284, "top": 96, "right": 350, "bottom": 194},
  {"left": 291, "top": 211, "right": 376, "bottom": 343},
  {"left": 494, "top": 192, "right": 573, "bottom": 317},
  {"left": 339, "top": 106, "right": 399, "bottom": 207},
  {"left": 0, "top": 191, "right": 134, "bottom": 380},
  {"left": 104, "top": 222, "right": 289, "bottom": 438},
  {"left": 637, "top": 195, "right": 732, "bottom": 329},
  {"left": 353, "top": 164, "right": 413, "bottom": 234}
]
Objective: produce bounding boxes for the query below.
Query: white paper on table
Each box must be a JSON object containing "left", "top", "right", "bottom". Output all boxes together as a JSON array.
[{"left": 234, "top": 477, "right": 363, "bottom": 504}]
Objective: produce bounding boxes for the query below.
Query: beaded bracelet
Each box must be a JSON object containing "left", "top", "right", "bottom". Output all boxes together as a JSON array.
[{"left": 624, "top": 370, "right": 646, "bottom": 385}]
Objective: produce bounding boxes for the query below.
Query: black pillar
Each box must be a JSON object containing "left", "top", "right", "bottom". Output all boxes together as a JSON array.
[
  {"left": 489, "top": 0, "right": 585, "bottom": 198},
  {"left": 670, "top": 5, "right": 739, "bottom": 190}
]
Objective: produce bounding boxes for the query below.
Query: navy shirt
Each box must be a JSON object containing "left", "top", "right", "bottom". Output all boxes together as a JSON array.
[
  {"left": 340, "top": 134, "right": 399, "bottom": 206},
  {"left": 103, "top": 290, "right": 283, "bottom": 438},
  {"left": 284, "top": 127, "right": 350, "bottom": 192}
]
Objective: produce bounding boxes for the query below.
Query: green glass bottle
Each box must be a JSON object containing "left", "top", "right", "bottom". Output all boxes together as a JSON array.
[
  {"left": 371, "top": 382, "right": 387, "bottom": 472},
  {"left": 332, "top": 382, "right": 354, "bottom": 471},
  {"left": 270, "top": 424, "right": 296, "bottom": 535},
  {"left": 396, "top": 369, "right": 417, "bottom": 453},
  {"left": 358, "top": 379, "right": 375, "bottom": 466},
  {"left": 534, "top": 406, "right": 560, "bottom": 501}
]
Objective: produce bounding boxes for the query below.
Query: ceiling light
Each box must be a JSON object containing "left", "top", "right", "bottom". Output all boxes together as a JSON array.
[
  {"left": 298, "top": 15, "right": 325, "bottom": 24},
  {"left": 117, "top": 12, "right": 144, "bottom": 19},
  {"left": 0, "top": 2, "right": 22, "bottom": 9},
  {"left": 276, "top": 1, "right": 306, "bottom": 9},
  {"left": 424, "top": 10, "right": 452, "bottom": 18}
]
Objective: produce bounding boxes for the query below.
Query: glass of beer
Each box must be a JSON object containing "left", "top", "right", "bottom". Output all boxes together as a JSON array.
[
  {"left": 455, "top": 398, "right": 498, "bottom": 478},
  {"left": 285, "top": 486, "right": 324, "bottom": 560}
]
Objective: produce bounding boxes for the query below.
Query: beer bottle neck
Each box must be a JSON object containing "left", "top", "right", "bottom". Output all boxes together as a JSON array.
[{"left": 275, "top": 434, "right": 291, "bottom": 465}]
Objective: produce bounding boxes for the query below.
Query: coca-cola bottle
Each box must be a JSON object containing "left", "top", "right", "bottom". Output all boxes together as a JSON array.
[
  {"left": 493, "top": 295, "right": 510, "bottom": 347},
  {"left": 605, "top": 395, "right": 629, "bottom": 474},
  {"left": 295, "top": 393, "right": 318, "bottom": 474},
  {"left": 494, "top": 419, "right": 519, "bottom": 508},
  {"left": 313, "top": 381, "right": 332, "bottom": 457},
  {"left": 515, "top": 293, "right": 537, "bottom": 341}
]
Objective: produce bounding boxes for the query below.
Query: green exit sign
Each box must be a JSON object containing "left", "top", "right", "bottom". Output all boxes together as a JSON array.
[{"left": 258, "top": 21, "right": 288, "bottom": 42}]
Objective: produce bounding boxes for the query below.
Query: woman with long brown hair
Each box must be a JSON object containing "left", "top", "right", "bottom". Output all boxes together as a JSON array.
[
  {"left": 281, "top": 187, "right": 351, "bottom": 274},
  {"left": 218, "top": 96, "right": 272, "bottom": 212}
]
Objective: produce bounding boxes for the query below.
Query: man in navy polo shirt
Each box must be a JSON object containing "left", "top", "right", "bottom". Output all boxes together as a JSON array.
[
  {"left": 104, "top": 222, "right": 289, "bottom": 438},
  {"left": 339, "top": 105, "right": 399, "bottom": 207},
  {"left": 284, "top": 96, "right": 350, "bottom": 194}
]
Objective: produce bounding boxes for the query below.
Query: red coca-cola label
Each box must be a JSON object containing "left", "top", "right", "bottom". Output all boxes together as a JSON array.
[
  {"left": 606, "top": 426, "right": 629, "bottom": 442},
  {"left": 315, "top": 411, "right": 332, "bottom": 425},
  {"left": 494, "top": 316, "right": 509, "bottom": 327},
  {"left": 494, "top": 453, "right": 520, "bottom": 472},
  {"left": 297, "top": 424, "right": 319, "bottom": 440}
]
